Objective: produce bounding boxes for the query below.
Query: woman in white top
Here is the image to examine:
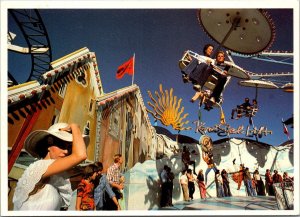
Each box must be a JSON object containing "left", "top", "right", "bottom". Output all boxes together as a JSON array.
[{"left": 13, "top": 123, "right": 89, "bottom": 210}]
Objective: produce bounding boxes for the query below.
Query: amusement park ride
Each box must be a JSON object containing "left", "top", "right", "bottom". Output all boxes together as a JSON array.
[
  {"left": 183, "top": 9, "right": 293, "bottom": 140},
  {"left": 8, "top": 9, "right": 52, "bottom": 85},
  {"left": 8, "top": 9, "right": 293, "bottom": 143},
  {"left": 148, "top": 9, "right": 293, "bottom": 142}
]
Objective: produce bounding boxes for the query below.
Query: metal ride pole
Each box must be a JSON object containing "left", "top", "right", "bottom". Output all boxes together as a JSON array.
[{"left": 212, "top": 16, "right": 241, "bottom": 58}]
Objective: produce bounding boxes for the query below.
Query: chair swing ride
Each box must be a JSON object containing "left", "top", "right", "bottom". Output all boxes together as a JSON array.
[
  {"left": 178, "top": 9, "right": 293, "bottom": 139},
  {"left": 146, "top": 9, "right": 292, "bottom": 142}
]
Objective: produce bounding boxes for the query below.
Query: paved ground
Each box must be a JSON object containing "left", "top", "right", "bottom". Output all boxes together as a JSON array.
[{"left": 160, "top": 196, "right": 278, "bottom": 210}]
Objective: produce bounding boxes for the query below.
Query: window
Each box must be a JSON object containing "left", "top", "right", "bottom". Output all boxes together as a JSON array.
[{"left": 109, "top": 107, "right": 120, "bottom": 139}]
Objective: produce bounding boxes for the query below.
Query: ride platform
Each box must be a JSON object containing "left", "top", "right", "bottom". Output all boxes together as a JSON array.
[{"left": 159, "top": 196, "right": 278, "bottom": 210}]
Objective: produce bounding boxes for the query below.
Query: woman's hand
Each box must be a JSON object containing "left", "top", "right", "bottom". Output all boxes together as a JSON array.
[{"left": 59, "top": 123, "right": 80, "bottom": 133}]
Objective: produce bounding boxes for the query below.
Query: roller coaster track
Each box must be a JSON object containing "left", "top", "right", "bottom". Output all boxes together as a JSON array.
[{"left": 8, "top": 9, "right": 52, "bottom": 84}]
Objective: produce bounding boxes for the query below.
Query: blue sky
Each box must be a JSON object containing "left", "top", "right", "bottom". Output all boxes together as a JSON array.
[{"left": 8, "top": 8, "right": 295, "bottom": 146}]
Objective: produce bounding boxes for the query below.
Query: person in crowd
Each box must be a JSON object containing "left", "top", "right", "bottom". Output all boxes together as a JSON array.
[
  {"left": 104, "top": 154, "right": 124, "bottom": 210},
  {"left": 186, "top": 169, "right": 196, "bottom": 200},
  {"left": 202, "top": 151, "right": 217, "bottom": 185},
  {"left": 283, "top": 172, "right": 293, "bottom": 183},
  {"left": 160, "top": 165, "right": 169, "bottom": 207},
  {"left": 182, "top": 146, "right": 196, "bottom": 174},
  {"left": 243, "top": 167, "right": 256, "bottom": 197},
  {"left": 232, "top": 159, "right": 245, "bottom": 190},
  {"left": 13, "top": 123, "right": 88, "bottom": 210},
  {"left": 253, "top": 169, "right": 266, "bottom": 196},
  {"left": 272, "top": 170, "right": 283, "bottom": 195},
  {"left": 180, "top": 170, "right": 190, "bottom": 202},
  {"left": 76, "top": 164, "right": 98, "bottom": 210},
  {"left": 283, "top": 172, "right": 294, "bottom": 189},
  {"left": 272, "top": 170, "right": 283, "bottom": 184},
  {"left": 215, "top": 170, "right": 225, "bottom": 197},
  {"left": 251, "top": 177, "right": 257, "bottom": 195},
  {"left": 265, "top": 169, "right": 275, "bottom": 196},
  {"left": 221, "top": 169, "right": 232, "bottom": 197},
  {"left": 93, "top": 162, "right": 120, "bottom": 210},
  {"left": 166, "top": 166, "right": 175, "bottom": 207},
  {"left": 197, "top": 169, "right": 206, "bottom": 199}
]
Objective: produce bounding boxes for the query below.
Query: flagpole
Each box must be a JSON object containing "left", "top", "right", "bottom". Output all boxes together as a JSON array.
[{"left": 131, "top": 53, "right": 135, "bottom": 86}]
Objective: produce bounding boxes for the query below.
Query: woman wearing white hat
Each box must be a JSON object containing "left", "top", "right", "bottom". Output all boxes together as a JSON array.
[{"left": 13, "top": 123, "right": 89, "bottom": 210}]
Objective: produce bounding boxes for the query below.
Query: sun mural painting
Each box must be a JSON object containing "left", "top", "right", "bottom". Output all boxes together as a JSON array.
[{"left": 146, "top": 84, "right": 192, "bottom": 131}]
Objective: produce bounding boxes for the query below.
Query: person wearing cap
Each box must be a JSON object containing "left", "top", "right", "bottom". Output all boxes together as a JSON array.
[{"left": 13, "top": 123, "right": 89, "bottom": 210}]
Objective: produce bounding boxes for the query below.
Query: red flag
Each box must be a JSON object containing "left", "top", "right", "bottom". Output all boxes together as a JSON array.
[
  {"left": 116, "top": 56, "right": 134, "bottom": 79},
  {"left": 283, "top": 123, "right": 289, "bottom": 136}
]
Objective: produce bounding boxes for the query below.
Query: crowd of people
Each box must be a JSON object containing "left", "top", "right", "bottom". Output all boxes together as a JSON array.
[
  {"left": 166, "top": 145, "right": 294, "bottom": 207},
  {"left": 75, "top": 156, "right": 124, "bottom": 211},
  {"left": 12, "top": 122, "right": 294, "bottom": 210}
]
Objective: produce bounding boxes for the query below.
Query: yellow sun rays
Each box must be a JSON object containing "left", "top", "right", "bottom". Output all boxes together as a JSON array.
[{"left": 147, "top": 84, "right": 191, "bottom": 131}]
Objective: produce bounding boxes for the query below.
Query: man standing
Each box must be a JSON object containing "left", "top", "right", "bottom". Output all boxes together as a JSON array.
[
  {"left": 265, "top": 169, "right": 275, "bottom": 196},
  {"left": 244, "top": 167, "right": 256, "bottom": 197},
  {"left": 160, "top": 165, "right": 169, "bottom": 207},
  {"left": 104, "top": 154, "right": 124, "bottom": 210}
]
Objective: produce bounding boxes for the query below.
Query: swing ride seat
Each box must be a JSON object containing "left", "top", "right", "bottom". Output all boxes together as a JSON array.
[
  {"left": 179, "top": 51, "right": 192, "bottom": 70},
  {"left": 179, "top": 50, "right": 220, "bottom": 93},
  {"left": 235, "top": 107, "right": 259, "bottom": 119},
  {"left": 203, "top": 73, "right": 218, "bottom": 91}
]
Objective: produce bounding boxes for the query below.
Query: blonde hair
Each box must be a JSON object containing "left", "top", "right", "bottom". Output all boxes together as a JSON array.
[
  {"left": 113, "top": 154, "right": 122, "bottom": 163},
  {"left": 216, "top": 50, "right": 225, "bottom": 56}
]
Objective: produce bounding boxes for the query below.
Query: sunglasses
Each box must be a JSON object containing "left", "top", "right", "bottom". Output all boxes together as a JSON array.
[
  {"left": 48, "top": 136, "right": 72, "bottom": 154},
  {"left": 56, "top": 142, "right": 72, "bottom": 153}
]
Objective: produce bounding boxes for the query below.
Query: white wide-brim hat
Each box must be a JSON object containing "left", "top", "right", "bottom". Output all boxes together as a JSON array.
[{"left": 24, "top": 123, "right": 90, "bottom": 158}]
